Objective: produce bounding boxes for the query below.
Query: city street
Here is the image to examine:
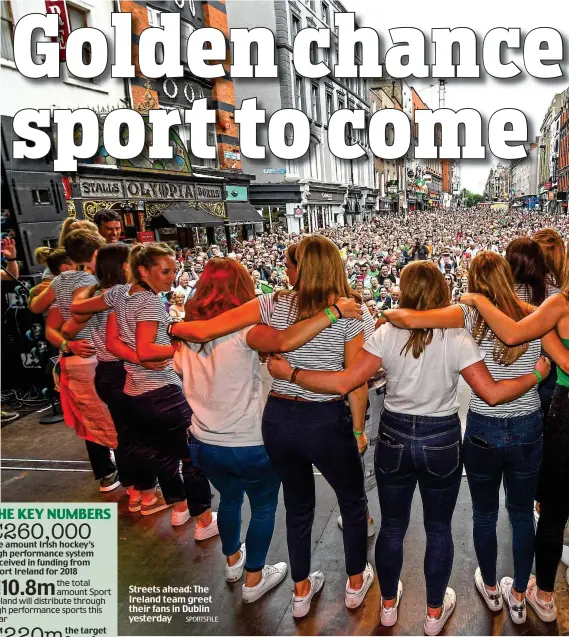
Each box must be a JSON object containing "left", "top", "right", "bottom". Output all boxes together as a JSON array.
[{"left": 2, "top": 375, "right": 568, "bottom": 636}]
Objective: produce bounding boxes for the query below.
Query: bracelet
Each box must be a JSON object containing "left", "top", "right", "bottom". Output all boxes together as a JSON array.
[
  {"left": 332, "top": 303, "right": 343, "bottom": 319},
  {"left": 4, "top": 257, "right": 17, "bottom": 262},
  {"left": 290, "top": 367, "right": 301, "bottom": 384},
  {"left": 324, "top": 307, "right": 337, "bottom": 324},
  {"left": 353, "top": 430, "right": 363, "bottom": 436},
  {"left": 167, "top": 322, "right": 175, "bottom": 338},
  {"left": 533, "top": 370, "right": 543, "bottom": 384},
  {"left": 60, "top": 339, "right": 69, "bottom": 353}
]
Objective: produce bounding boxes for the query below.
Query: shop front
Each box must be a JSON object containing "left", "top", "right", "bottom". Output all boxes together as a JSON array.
[
  {"left": 73, "top": 169, "right": 260, "bottom": 250},
  {"left": 305, "top": 186, "right": 346, "bottom": 231},
  {"left": 362, "top": 189, "right": 379, "bottom": 219}
]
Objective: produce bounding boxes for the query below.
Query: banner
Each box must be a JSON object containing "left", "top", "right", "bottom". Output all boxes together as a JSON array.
[{"left": 45, "top": 0, "right": 71, "bottom": 62}]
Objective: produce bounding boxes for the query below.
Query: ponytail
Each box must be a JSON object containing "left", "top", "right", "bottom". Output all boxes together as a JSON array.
[{"left": 129, "top": 242, "right": 175, "bottom": 284}]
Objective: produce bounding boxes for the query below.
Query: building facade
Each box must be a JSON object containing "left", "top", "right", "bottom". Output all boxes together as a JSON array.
[
  {"left": 1, "top": 0, "right": 260, "bottom": 274},
  {"left": 226, "top": 0, "right": 378, "bottom": 233},
  {"left": 484, "top": 163, "right": 509, "bottom": 203},
  {"left": 508, "top": 143, "right": 539, "bottom": 208}
]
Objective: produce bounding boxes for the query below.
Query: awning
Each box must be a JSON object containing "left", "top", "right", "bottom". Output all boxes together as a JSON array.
[
  {"left": 161, "top": 202, "right": 224, "bottom": 227},
  {"left": 225, "top": 201, "right": 263, "bottom": 224}
]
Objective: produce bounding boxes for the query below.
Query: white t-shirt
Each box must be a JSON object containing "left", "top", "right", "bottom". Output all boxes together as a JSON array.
[
  {"left": 172, "top": 327, "right": 264, "bottom": 447},
  {"left": 363, "top": 323, "right": 483, "bottom": 416}
]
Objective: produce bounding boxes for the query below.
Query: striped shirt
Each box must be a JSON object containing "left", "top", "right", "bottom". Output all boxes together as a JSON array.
[
  {"left": 459, "top": 304, "right": 541, "bottom": 417},
  {"left": 51, "top": 271, "right": 97, "bottom": 341},
  {"left": 515, "top": 282, "right": 560, "bottom": 305},
  {"left": 258, "top": 292, "right": 364, "bottom": 401},
  {"left": 103, "top": 284, "right": 180, "bottom": 396},
  {"left": 90, "top": 306, "right": 118, "bottom": 363}
]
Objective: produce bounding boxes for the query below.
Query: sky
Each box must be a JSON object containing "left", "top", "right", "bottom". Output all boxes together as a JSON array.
[{"left": 345, "top": 0, "right": 569, "bottom": 194}]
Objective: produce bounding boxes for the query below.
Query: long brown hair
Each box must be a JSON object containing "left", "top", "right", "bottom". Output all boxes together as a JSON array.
[
  {"left": 281, "top": 235, "right": 358, "bottom": 321},
  {"left": 468, "top": 252, "right": 530, "bottom": 365},
  {"left": 398, "top": 261, "right": 450, "bottom": 358},
  {"left": 184, "top": 258, "right": 255, "bottom": 321},
  {"left": 533, "top": 228, "right": 566, "bottom": 289},
  {"left": 506, "top": 237, "right": 547, "bottom": 305}
]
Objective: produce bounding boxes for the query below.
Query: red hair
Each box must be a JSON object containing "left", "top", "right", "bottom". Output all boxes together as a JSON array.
[{"left": 184, "top": 258, "right": 255, "bottom": 321}]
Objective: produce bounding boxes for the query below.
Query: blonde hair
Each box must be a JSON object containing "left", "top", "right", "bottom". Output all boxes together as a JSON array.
[
  {"left": 129, "top": 242, "right": 175, "bottom": 284},
  {"left": 533, "top": 228, "right": 566, "bottom": 289},
  {"left": 468, "top": 252, "right": 530, "bottom": 365},
  {"left": 58, "top": 218, "right": 98, "bottom": 247},
  {"left": 398, "top": 261, "right": 450, "bottom": 359},
  {"left": 281, "top": 235, "right": 358, "bottom": 321},
  {"left": 34, "top": 246, "right": 73, "bottom": 276}
]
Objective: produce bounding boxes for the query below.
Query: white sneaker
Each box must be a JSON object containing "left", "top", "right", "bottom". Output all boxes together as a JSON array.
[
  {"left": 194, "top": 512, "right": 219, "bottom": 541},
  {"left": 380, "top": 580, "right": 403, "bottom": 627},
  {"left": 474, "top": 567, "right": 503, "bottom": 611},
  {"left": 526, "top": 576, "right": 557, "bottom": 622},
  {"left": 226, "top": 544, "right": 246, "bottom": 583},
  {"left": 562, "top": 545, "right": 569, "bottom": 567},
  {"left": 171, "top": 507, "right": 191, "bottom": 527},
  {"left": 500, "top": 576, "right": 526, "bottom": 625},
  {"left": 292, "top": 571, "right": 325, "bottom": 618},
  {"left": 337, "top": 515, "right": 376, "bottom": 537},
  {"left": 242, "top": 562, "right": 287, "bottom": 603},
  {"left": 424, "top": 587, "right": 456, "bottom": 636},
  {"left": 345, "top": 562, "right": 375, "bottom": 609}
]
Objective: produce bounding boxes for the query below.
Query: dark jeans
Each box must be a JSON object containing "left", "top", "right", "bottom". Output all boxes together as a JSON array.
[
  {"left": 464, "top": 409, "right": 543, "bottom": 593},
  {"left": 132, "top": 385, "right": 212, "bottom": 515},
  {"left": 538, "top": 363, "right": 556, "bottom": 424},
  {"left": 94, "top": 361, "right": 156, "bottom": 491},
  {"left": 535, "top": 385, "right": 569, "bottom": 592},
  {"left": 195, "top": 441, "right": 280, "bottom": 572},
  {"left": 85, "top": 440, "right": 116, "bottom": 481},
  {"left": 374, "top": 409, "right": 462, "bottom": 608},
  {"left": 262, "top": 396, "right": 367, "bottom": 583}
]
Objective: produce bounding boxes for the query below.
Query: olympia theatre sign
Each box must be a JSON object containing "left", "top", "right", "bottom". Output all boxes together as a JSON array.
[{"left": 79, "top": 178, "right": 222, "bottom": 201}]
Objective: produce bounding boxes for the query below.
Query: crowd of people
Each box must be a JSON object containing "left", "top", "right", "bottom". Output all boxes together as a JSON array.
[{"left": 18, "top": 205, "right": 569, "bottom": 634}]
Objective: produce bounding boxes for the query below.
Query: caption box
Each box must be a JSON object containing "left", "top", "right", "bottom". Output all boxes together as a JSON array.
[{"left": 0, "top": 503, "right": 117, "bottom": 637}]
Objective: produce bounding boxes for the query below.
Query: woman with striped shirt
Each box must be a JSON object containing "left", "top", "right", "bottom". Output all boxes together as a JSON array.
[
  {"left": 71, "top": 243, "right": 217, "bottom": 535},
  {"left": 29, "top": 229, "right": 120, "bottom": 492},
  {"left": 269, "top": 260, "right": 550, "bottom": 635},
  {"left": 460, "top": 263, "right": 569, "bottom": 625},
  {"left": 383, "top": 252, "right": 569, "bottom": 625},
  {"left": 170, "top": 236, "right": 373, "bottom": 616},
  {"left": 62, "top": 243, "right": 169, "bottom": 514}
]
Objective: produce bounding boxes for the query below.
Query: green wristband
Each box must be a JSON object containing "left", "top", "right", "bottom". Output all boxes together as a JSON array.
[
  {"left": 324, "top": 307, "right": 337, "bottom": 324},
  {"left": 353, "top": 430, "right": 363, "bottom": 436},
  {"left": 533, "top": 370, "right": 543, "bottom": 384}
]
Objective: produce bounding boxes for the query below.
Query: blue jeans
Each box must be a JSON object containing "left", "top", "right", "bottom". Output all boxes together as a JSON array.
[
  {"left": 263, "top": 396, "right": 368, "bottom": 582},
  {"left": 374, "top": 409, "right": 462, "bottom": 608},
  {"left": 464, "top": 409, "right": 543, "bottom": 593},
  {"left": 195, "top": 441, "right": 280, "bottom": 573}
]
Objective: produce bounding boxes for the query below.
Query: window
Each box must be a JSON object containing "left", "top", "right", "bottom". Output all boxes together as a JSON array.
[
  {"left": 310, "top": 41, "right": 318, "bottom": 65},
  {"left": 338, "top": 97, "right": 344, "bottom": 111},
  {"left": 147, "top": 6, "right": 161, "bottom": 27},
  {"left": 146, "top": 6, "right": 165, "bottom": 64},
  {"left": 291, "top": 14, "right": 300, "bottom": 42},
  {"left": 67, "top": 4, "right": 94, "bottom": 82},
  {"left": 323, "top": 47, "right": 329, "bottom": 67},
  {"left": 1, "top": 1, "right": 14, "bottom": 61},
  {"left": 321, "top": 1, "right": 329, "bottom": 25},
  {"left": 325, "top": 92, "right": 333, "bottom": 122},
  {"left": 176, "top": 122, "right": 218, "bottom": 169},
  {"left": 311, "top": 83, "right": 320, "bottom": 123},
  {"left": 180, "top": 20, "right": 195, "bottom": 65},
  {"left": 295, "top": 75, "right": 305, "bottom": 112}
]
